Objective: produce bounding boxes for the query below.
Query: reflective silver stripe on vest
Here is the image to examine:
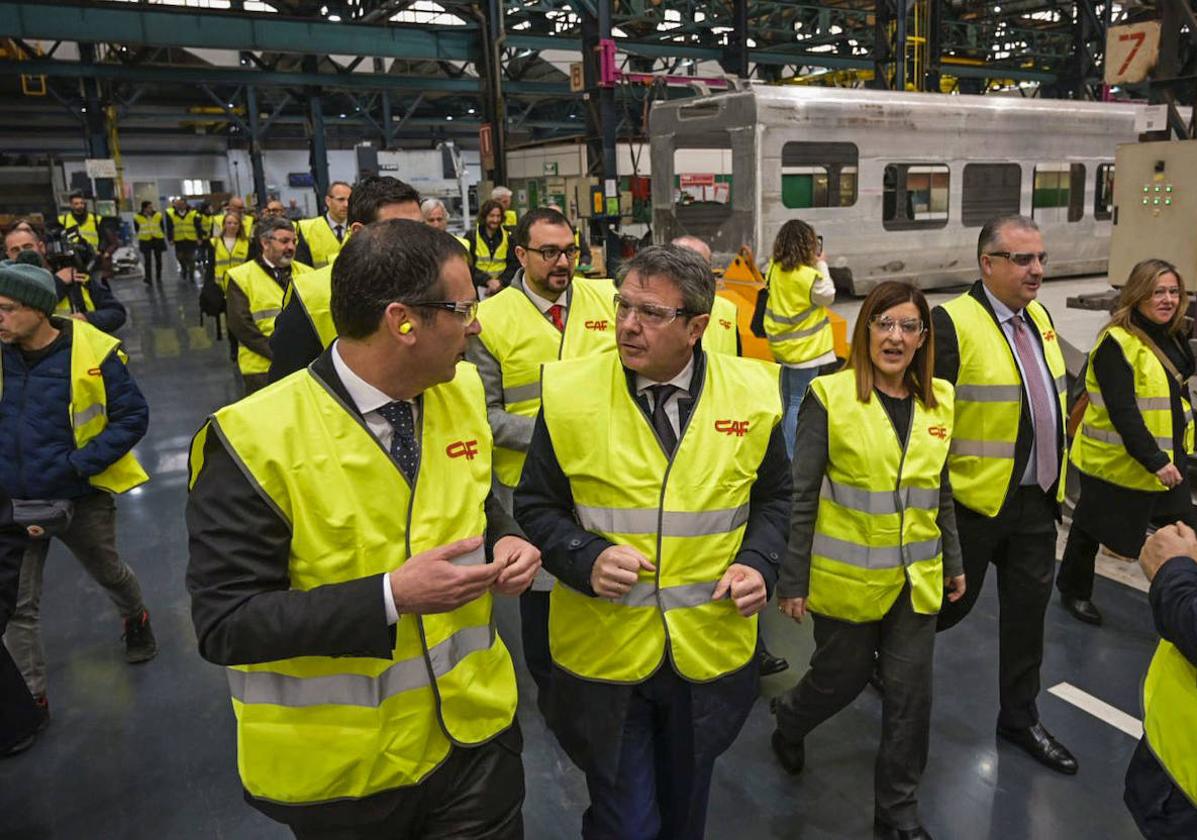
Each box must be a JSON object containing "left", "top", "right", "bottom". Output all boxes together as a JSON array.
[
  {"left": 451, "top": 544, "right": 486, "bottom": 567},
  {"left": 252, "top": 308, "right": 281, "bottom": 323},
  {"left": 813, "top": 533, "right": 942, "bottom": 570},
  {"left": 767, "top": 318, "right": 830, "bottom": 343},
  {"left": 603, "top": 579, "right": 721, "bottom": 610},
  {"left": 954, "top": 383, "right": 1022, "bottom": 403},
  {"left": 764, "top": 306, "right": 814, "bottom": 326},
  {"left": 227, "top": 623, "right": 496, "bottom": 708},
  {"left": 1088, "top": 392, "right": 1172, "bottom": 412},
  {"left": 1054, "top": 374, "right": 1067, "bottom": 393},
  {"left": 576, "top": 504, "right": 750, "bottom": 537},
  {"left": 1081, "top": 424, "right": 1172, "bottom": 452},
  {"left": 950, "top": 438, "right": 1017, "bottom": 458},
  {"left": 72, "top": 403, "right": 106, "bottom": 427},
  {"left": 820, "top": 478, "right": 940, "bottom": 516},
  {"left": 614, "top": 580, "right": 659, "bottom": 608},
  {"left": 503, "top": 382, "right": 541, "bottom": 406}
]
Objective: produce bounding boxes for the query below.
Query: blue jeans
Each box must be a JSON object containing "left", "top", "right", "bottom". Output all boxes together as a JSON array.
[{"left": 781, "top": 366, "right": 820, "bottom": 459}]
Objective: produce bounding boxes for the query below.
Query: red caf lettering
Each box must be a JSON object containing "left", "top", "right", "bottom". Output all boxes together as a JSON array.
[
  {"left": 87, "top": 367, "right": 103, "bottom": 376},
  {"left": 584, "top": 320, "right": 610, "bottom": 331},
  {"left": 445, "top": 440, "right": 480, "bottom": 460},
  {"left": 927, "top": 424, "right": 948, "bottom": 440},
  {"left": 719, "top": 319, "right": 733, "bottom": 330},
  {"left": 1042, "top": 329, "right": 1056, "bottom": 343},
  {"left": 714, "top": 419, "right": 750, "bottom": 436}
]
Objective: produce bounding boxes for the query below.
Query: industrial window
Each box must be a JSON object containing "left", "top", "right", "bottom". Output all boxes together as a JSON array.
[
  {"left": 1032, "top": 163, "right": 1085, "bottom": 223},
  {"left": 182, "top": 179, "right": 211, "bottom": 196},
  {"left": 1095, "top": 163, "right": 1115, "bottom": 220},
  {"left": 673, "top": 148, "right": 732, "bottom": 206},
  {"left": 781, "top": 142, "right": 858, "bottom": 209},
  {"left": 882, "top": 164, "right": 949, "bottom": 230},
  {"left": 962, "top": 163, "right": 1021, "bottom": 227}
]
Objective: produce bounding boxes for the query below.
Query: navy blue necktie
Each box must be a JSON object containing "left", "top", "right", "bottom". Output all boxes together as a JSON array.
[
  {"left": 648, "top": 384, "right": 678, "bottom": 455},
  {"left": 377, "top": 401, "right": 420, "bottom": 482}
]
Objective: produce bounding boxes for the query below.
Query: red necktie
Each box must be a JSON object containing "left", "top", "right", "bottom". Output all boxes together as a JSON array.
[{"left": 547, "top": 304, "right": 565, "bottom": 332}]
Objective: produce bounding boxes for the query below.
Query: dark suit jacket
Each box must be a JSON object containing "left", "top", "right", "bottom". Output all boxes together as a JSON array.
[
  {"left": 932, "top": 279, "right": 1065, "bottom": 519},
  {"left": 268, "top": 291, "right": 325, "bottom": 383},
  {"left": 512, "top": 347, "right": 792, "bottom": 782}
]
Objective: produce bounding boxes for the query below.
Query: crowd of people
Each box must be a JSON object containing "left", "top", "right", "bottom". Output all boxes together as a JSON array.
[{"left": 0, "top": 176, "right": 1194, "bottom": 840}]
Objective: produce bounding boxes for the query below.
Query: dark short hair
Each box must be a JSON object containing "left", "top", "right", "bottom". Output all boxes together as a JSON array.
[
  {"left": 68, "top": 191, "right": 86, "bottom": 201},
  {"left": 255, "top": 215, "right": 294, "bottom": 245},
  {"left": 977, "top": 214, "right": 1038, "bottom": 264},
  {"left": 331, "top": 219, "right": 469, "bottom": 339},
  {"left": 140, "top": 201, "right": 153, "bottom": 211},
  {"left": 347, "top": 176, "right": 422, "bottom": 227},
  {"left": 513, "top": 207, "right": 573, "bottom": 247},
  {"left": 616, "top": 244, "right": 715, "bottom": 316}
]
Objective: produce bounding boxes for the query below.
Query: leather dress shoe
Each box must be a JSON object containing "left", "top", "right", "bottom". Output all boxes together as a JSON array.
[
  {"left": 770, "top": 729, "right": 805, "bottom": 775},
  {"left": 1061, "top": 594, "right": 1103, "bottom": 626},
  {"left": 996, "top": 722, "right": 1078, "bottom": 775},
  {"left": 874, "top": 817, "right": 933, "bottom": 840},
  {"left": 758, "top": 646, "right": 790, "bottom": 677}
]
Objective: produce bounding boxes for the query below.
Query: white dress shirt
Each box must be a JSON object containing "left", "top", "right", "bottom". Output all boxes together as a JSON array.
[
  {"left": 635, "top": 356, "right": 696, "bottom": 438},
  {"left": 522, "top": 278, "right": 567, "bottom": 323},
  {"left": 332, "top": 341, "right": 419, "bottom": 625},
  {"left": 980, "top": 284, "right": 1059, "bottom": 486},
  {"left": 326, "top": 214, "right": 346, "bottom": 240}
]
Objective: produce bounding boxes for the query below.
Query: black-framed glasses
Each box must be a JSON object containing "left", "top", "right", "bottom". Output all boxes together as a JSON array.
[
  {"left": 986, "top": 251, "right": 1048, "bottom": 268},
  {"left": 408, "top": 300, "right": 479, "bottom": 326},
  {"left": 613, "top": 293, "right": 691, "bottom": 327},
  {"left": 524, "top": 244, "right": 580, "bottom": 263},
  {"left": 870, "top": 315, "right": 925, "bottom": 336}
]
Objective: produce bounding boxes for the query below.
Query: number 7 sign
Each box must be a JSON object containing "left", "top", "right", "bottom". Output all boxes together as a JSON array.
[{"left": 1105, "top": 21, "right": 1161, "bottom": 85}]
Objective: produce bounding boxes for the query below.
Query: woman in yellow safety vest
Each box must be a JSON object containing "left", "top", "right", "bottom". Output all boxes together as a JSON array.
[
  {"left": 763, "top": 219, "right": 837, "bottom": 458},
  {"left": 470, "top": 199, "right": 515, "bottom": 297},
  {"left": 210, "top": 212, "right": 251, "bottom": 292},
  {"left": 1059, "top": 259, "right": 1196, "bottom": 626},
  {"left": 770, "top": 280, "right": 966, "bottom": 840}
]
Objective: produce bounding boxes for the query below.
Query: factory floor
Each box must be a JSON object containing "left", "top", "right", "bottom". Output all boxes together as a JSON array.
[{"left": 0, "top": 268, "right": 1152, "bottom": 839}]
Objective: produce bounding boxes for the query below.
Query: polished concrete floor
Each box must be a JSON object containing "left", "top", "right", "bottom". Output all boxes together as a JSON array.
[{"left": 0, "top": 269, "right": 1153, "bottom": 839}]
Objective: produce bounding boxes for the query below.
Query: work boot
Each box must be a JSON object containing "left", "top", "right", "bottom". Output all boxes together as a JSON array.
[{"left": 123, "top": 610, "right": 158, "bottom": 664}]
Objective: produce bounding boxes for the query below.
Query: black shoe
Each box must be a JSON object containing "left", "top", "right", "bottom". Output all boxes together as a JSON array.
[
  {"left": 2, "top": 733, "right": 35, "bottom": 757},
  {"left": 123, "top": 609, "right": 159, "bottom": 664},
  {"left": 758, "top": 647, "right": 790, "bottom": 677},
  {"left": 770, "top": 729, "right": 805, "bottom": 775},
  {"left": 996, "top": 722, "right": 1078, "bottom": 775},
  {"left": 874, "top": 817, "right": 933, "bottom": 840},
  {"left": 1060, "top": 594, "right": 1103, "bottom": 626}
]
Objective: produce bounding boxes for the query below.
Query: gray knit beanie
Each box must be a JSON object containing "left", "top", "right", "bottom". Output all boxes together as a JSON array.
[{"left": 0, "top": 257, "right": 57, "bottom": 315}]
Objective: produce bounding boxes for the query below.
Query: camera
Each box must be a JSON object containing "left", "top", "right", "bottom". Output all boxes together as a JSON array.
[{"left": 43, "top": 226, "right": 94, "bottom": 273}]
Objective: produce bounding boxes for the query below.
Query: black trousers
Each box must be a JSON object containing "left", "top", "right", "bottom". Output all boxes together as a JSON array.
[
  {"left": 937, "top": 486, "right": 1057, "bottom": 729},
  {"left": 174, "top": 241, "right": 197, "bottom": 282},
  {"left": 281, "top": 725, "right": 525, "bottom": 840},
  {"left": 0, "top": 639, "right": 39, "bottom": 752},
  {"left": 519, "top": 589, "right": 551, "bottom": 702},
  {"left": 139, "top": 243, "right": 163, "bottom": 285},
  {"left": 773, "top": 586, "right": 936, "bottom": 829}
]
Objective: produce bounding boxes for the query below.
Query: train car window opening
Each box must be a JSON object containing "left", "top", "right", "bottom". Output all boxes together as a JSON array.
[
  {"left": 882, "top": 164, "right": 949, "bottom": 231},
  {"left": 962, "top": 163, "right": 1022, "bottom": 227},
  {"left": 1032, "top": 163, "right": 1086, "bottom": 223},
  {"left": 781, "top": 142, "right": 859, "bottom": 209},
  {"left": 673, "top": 144, "right": 735, "bottom": 240},
  {"left": 1095, "top": 163, "right": 1115, "bottom": 221}
]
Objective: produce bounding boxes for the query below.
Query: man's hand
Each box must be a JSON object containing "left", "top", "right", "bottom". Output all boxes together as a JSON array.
[
  {"left": 1156, "top": 463, "right": 1184, "bottom": 489},
  {"left": 485, "top": 278, "right": 503, "bottom": 296},
  {"left": 55, "top": 267, "right": 76, "bottom": 284},
  {"left": 389, "top": 536, "right": 501, "bottom": 615},
  {"left": 491, "top": 535, "right": 541, "bottom": 597},
  {"left": 945, "top": 573, "right": 967, "bottom": 603},
  {"left": 712, "top": 563, "right": 767, "bottom": 617},
  {"left": 1140, "top": 523, "right": 1197, "bottom": 583},
  {"left": 779, "top": 596, "right": 807, "bottom": 623},
  {"left": 590, "top": 545, "right": 655, "bottom": 599}
]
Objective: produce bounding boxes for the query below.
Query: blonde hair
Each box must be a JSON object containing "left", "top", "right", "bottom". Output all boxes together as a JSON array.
[{"left": 1108, "top": 258, "right": 1187, "bottom": 336}]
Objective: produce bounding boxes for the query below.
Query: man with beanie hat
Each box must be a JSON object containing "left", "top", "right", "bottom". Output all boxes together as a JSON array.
[{"left": 0, "top": 259, "right": 157, "bottom": 726}]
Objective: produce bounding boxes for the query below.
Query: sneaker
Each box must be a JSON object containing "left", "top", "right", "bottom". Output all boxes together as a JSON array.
[
  {"left": 3, "top": 697, "right": 48, "bottom": 758},
  {"left": 123, "top": 610, "right": 159, "bottom": 664}
]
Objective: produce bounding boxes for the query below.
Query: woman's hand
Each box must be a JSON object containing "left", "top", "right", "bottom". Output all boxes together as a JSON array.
[
  {"left": 778, "top": 596, "right": 807, "bottom": 623},
  {"left": 1156, "top": 463, "right": 1183, "bottom": 489}
]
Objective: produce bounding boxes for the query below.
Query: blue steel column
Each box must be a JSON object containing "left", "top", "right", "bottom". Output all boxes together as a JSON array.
[
  {"left": 582, "top": 0, "right": 619, "bottom": 273},
  {"left": 894, "top": 0, "right": 907, "bottom": 91},
  {"left": 304, "top": 56, "right": 331, "bottom": 209},
  {"left": 245, "top": 86, "right": 268, "bottom": 203},
  {"left": 78, "top": 43, "right": 109, "bottom": 158},
  {"left": 480, "top": 0, "right": 507, "bottom": 184}
]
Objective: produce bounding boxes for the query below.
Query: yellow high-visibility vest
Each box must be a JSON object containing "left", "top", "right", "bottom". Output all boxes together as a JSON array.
[
  {"left": 542, "top": 350, "right": 782, "bottom": 683},
  {"left": 297, "top": 217, "right": 347, "bottom": 269},
  {"left": 169, "top": 208, "right": 200, "bottom": 243},
  {"left": 763, "top": 262, "right": 834, "bottom": 365},
  {"left": 703, "top": 295, "right": 740, "bottom": 356},
  {"left": 503, "top": 209, "right": 518, "bottom": 228},
  {"left": 1071, "top": 326, "right": 1194, "bottom": 492},
  {"left": 211, "top": 236, "right": 250, "bottom": 292},
  {"left": 939, "top": 293, "right": 1068, "bottom": 516},
  {"left": 58, "top": 212, "right": 101, "bottom": 248},
  {"left": 133, "top": 212, "right": 164, "bottom": 242},
  {"left": 807, "top": 369, "right": 954, "bottom": 623},
  {"left": 476, "top": 277, "right": 617, "bottom": 488},
  {"left": 226, "top": 260, "right": 312, "bottom": 376},
  {"left": 473, "top": 228, "right": 510, "bottom": 279},
  {"left": 1141, "top": 640, "right": 1197, "bottom": 808},
  {"left": 187, "top": 363, "right": 517, "bottom": 806},
  {"left": 284, "top": 259, "right": 337, "bottom": 349}
]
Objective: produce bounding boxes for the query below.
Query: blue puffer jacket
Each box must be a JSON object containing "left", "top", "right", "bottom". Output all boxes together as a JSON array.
[{"left": 0, "top": 321, "right": 149, "bottom": 500}]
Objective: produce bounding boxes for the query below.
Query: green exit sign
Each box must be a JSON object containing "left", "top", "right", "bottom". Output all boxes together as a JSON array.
[{"left": 544, "top": 162, "right": 558, "bottom": 176}]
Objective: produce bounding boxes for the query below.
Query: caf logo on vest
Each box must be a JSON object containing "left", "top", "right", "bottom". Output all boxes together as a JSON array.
[
  {"left": 714, "top": 419, "right": 750, "bottom": 436},
  {"left": 1042, "top": 329, "right": 1056, "bottom": 342},
  {"left": 584, "top": 320, "right": 610, "bottom": 331},
  {"left": 87, "top": 367, "right": 103, "bottom": 376},
  {"left": 719, "top": 319, "right": 733, "bottom": 329},
  {"left": 927, "top": 424, "right": 948, "bottom": 440},
  {"left": 445, "top": 440, "right": 480, "bottom": 460}
]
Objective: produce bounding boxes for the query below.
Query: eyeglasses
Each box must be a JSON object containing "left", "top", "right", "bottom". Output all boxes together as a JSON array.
[
  {"left": 525, "top": 244, "right": 579, "bottom": 263},
  {"left": 1152, "top": 286, "right": 1183, "bottom": 300},
  {"left": 613, "top": 293, "right": 691, "bottom": 327},
  {"left": 870, "top": 315, "right": 924, "bottom": 336},
  {"left": 986, "top": 251, "right": 1049, "bottom": 268},
  {"left": 409, "top": 299, "right": 479, "bottom": 326}
]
